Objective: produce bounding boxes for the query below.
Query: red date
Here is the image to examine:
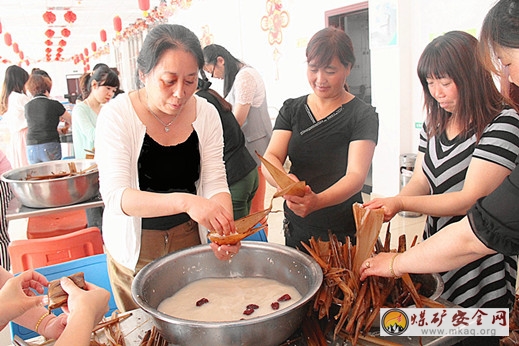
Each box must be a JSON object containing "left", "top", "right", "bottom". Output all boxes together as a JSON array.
[
  {"left": 246, "top": 304, "right": 259, "bottom": 310},
  {"left": 243, "top": 308, "right": 255, "bottom": 315},
  {"left": 196, "top": 298, "right": 209, "bottom": 306},
  {"left": 271, "top": 302, "right": 280, "bottom": 310},
  {"left": 277, "top": 294, "right": 291, "bottom": 302}
]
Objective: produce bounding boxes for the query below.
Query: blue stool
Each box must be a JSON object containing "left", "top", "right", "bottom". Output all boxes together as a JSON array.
[{"left": 243, "top": 228, "right": 268, "bottom": 242}]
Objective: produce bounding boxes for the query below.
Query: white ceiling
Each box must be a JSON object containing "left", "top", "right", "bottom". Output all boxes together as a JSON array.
[{"left": 0, "top": 0, "right": 162, "bottom": 65}]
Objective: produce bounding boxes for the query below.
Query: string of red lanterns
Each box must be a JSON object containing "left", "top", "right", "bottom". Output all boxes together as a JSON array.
[{"left": 1, "top": 1, "right": 187, "bottom": 65}]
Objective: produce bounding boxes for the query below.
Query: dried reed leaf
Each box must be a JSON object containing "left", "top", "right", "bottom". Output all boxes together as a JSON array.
[
  {"left": 256, "top": 151, "right": 306, "bottom": 197},
  {"left": 273, "top": 180, "right": 306, "bottom": 198},
  {"left": 207, "top": 208, "right": 270, "bottom": 245},
  {"left": 352, "top": 203, "right": 384, "bottom": 276}
]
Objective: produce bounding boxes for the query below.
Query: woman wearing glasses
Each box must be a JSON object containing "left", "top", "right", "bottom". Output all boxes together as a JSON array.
[{"left": 203, "top": 45, "right": 272, "bottom": 215}]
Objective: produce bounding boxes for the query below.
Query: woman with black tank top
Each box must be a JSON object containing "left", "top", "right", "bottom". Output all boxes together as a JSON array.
[{"left": 94, "top": 24, "right": 239, "bottom": 312}]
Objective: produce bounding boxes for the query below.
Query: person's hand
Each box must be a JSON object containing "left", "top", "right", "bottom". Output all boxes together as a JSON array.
[
  {"left": 284, "top": 185, "right": 317, "bottom": 218},
  {"left": 359, "top": 252, "right": 402, "bottom": 281},
  {"left": 210, "top": 242, "right": 242, "bottom": 261},
  {"left": 185, "top": 196, "right": 235, "bottom": 236},
  {"left": 363, "top": 197, "right": 402, "bottom": 222},
  {"left": 0, "top": 270, "right": 48, "bottom": 324},
  {"left": 60, "top": 278, "right": 109, "bottom": 328},
  {"left": 39, "top": 313, "right": 67, "bottom": 340}
]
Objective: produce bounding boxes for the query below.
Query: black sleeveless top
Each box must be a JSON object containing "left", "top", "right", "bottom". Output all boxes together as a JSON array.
[{"left": 139, "top": 131, "right": 200, "bottom": 230}]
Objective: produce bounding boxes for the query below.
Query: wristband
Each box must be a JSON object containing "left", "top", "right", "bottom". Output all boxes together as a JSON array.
[
  {"left": 35, "top": 311, "right": 50, "bottom": 333},
  {"left": 389, "top": 253, "right": 401, "bottom": 278}
]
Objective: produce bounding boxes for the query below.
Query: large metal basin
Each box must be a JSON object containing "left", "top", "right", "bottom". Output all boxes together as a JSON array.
[
  {"left": 132, "top": 242, "right": 323, "bottom": 346},
  {"left": 1, "top": 159, "right": 98, "bottom": 208}
]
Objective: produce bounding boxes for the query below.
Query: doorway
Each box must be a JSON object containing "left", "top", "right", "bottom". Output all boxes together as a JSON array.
[{"left": 326, "top": 2, "right": 372, "bottom": 194}]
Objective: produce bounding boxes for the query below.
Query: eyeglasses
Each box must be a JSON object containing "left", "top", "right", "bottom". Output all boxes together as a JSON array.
[{"left": 206, "top": 64, "right": 215, "bottom": 78}]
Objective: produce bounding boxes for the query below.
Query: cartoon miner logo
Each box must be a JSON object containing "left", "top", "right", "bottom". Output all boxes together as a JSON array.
[{"left": 381, "top": 309, "right": 409, "bottom": 336}]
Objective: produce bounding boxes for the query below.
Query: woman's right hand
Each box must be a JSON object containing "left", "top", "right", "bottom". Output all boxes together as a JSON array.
[
  {"left": 359, "top": 252, "right": 402, "bottom": 281},
  {"left": 185, "top": 196, "right": 235, "bottom": 235},
  {"left": 60, "top": 278, "right": 109, "bottom": 327}
]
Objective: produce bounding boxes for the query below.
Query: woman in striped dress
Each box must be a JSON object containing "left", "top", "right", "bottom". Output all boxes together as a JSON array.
[{"left": 365, "top": 31, "right": 519, "bottom": 309}]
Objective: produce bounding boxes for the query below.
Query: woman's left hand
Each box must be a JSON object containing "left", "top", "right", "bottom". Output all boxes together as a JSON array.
[
  {"left": 40, "top": 313, "right": 67, "bottom": 340},
  {"left": 363, "top": 197, "right": 403, "bottom": 222},
  {"left": 210, "top": 242, "right": 242, "bottom": 261},
  {"left": 285, "top": 185, "right": 316, "bottom": 217}
]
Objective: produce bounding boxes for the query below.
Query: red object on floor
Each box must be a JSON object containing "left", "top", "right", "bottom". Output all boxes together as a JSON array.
[
  {"left": 8, "top": 226, "right": 104, "bottom": 273},
  {"left": 26, "top": 209, "right": 88, "bottom": 239}
]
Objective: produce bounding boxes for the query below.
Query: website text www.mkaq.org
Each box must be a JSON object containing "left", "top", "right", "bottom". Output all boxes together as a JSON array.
[{"left": 421, "top": 327, "right": 498, "bottom": 337}]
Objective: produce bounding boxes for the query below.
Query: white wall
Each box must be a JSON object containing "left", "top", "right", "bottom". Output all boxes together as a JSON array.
[{"left": 0, "top": 0, "right": 499, "bottom": 197}]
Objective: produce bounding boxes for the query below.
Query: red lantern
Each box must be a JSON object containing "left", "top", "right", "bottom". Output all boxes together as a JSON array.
[
  {"left": 113, "top": 16, "right": 122, "bottom": 33},
  {"left": 12, "top": 43, "right": 19, "bottom": 54},
  {"left": 4, "top": 33, "right": 12, "bottom": 46},
  {"left": 84, "top": 47, "right": 89, "bottom": 57},
  {"left": 43, "top": 11, "right": 56, "bottom": 24},
  {"left": 25, "top": 59, "right": 29, "bottom": 66},
  {"left": 139, "top": 0, "right": 150, "bottom": 16},
  {"left": 45, "top": 39, "right": 53, "bottom": 46},
  {"left": 45, "top": 47, "right": 52, "bottom": 53},
  {"left": 56, "top": 47, "right": 63, "bottom": 53},
  {"left": 45, "top": 29, "right": 55, "bottom": 39},
  {"left": 61, "top": 28, "right": 71, "bottom": 38},
  {"left": 0, "top": 22, "right": 3, "bottom": 34},
  {"left": 18, "top": 51, "right": 24, "bottom": 60},
  {"left": 91, "top": 42, "right": 97, "bottom": 52},
  {"left": 138, "top": 0, "right": 150, "bottom": 11},
  {"left": 64, "top": 10, "right": 77, "bottom": 24},
  {"left": 100, "top": 29, "right": 107, "bottom": 43},
  {"left": 59, "top": 39, "right": 66, "bottom": 47}
]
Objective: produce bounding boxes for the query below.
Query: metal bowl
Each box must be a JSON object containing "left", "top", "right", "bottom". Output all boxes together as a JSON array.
[
  {"left": 409, "top": 273, "right": 444, "bottom": 302},
  {"left": 132, "top": 241, "right": 323, "bottom": 346},
  {"left": 0, "top": 159, "right": 99, "bottom": 208}
]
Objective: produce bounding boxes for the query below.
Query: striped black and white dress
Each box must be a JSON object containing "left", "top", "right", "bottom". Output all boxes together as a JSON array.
[
  {"left": 0, "top": 154, "right": 13, "bottom": 271},
  {"left": 419, "top": 108, "right": 519, "bottom": 308}
]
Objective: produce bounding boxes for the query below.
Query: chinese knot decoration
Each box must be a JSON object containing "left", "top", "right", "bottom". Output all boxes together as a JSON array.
[{"left": 64, "top": 10, "right": 77, "bottom": 24}]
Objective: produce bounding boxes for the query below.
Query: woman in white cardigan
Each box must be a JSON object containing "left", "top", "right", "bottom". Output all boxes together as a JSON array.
[{"left": 95, "top": 24, "right": 239, "bottom": 312}]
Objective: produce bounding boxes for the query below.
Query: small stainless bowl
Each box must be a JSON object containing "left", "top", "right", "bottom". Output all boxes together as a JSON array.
[
  {"left": 409, "top": 273, "right": 444, "bottom": 301},
  {"left": 132, "top": 242, "right": 323, "bottom": 346},
  {"left": 1, "top": 159, "right": 99, "bottom": 208}
]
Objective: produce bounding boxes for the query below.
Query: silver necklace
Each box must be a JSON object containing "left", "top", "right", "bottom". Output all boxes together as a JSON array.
[{"left": 143, "top": 90, "right": 177, "bottom": 132}]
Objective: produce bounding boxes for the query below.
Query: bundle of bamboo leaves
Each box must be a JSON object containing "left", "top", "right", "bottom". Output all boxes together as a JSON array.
[{"left": 302, "top": 203, "right": 444, "bottom": 345}]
